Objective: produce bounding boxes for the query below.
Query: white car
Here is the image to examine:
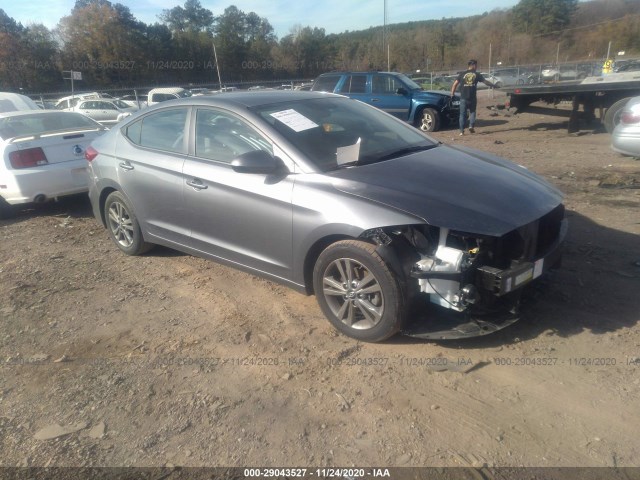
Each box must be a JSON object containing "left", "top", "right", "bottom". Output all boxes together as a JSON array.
[
  {"left": 69, "top": 99, "right": 138, "bottom": 126},
  {"left": 0, "top": 110, "right": 106, "bottom": 217},
  {"left": 0, "top": 92, "right": 41, "bottom": 113}
]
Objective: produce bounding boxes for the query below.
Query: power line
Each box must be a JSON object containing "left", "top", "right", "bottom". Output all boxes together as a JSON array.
[{"left": 532, "top": 12, "right": 640, "bottom": 38}]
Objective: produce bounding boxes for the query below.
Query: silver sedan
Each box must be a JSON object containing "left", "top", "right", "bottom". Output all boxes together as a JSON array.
[
  {"left": 611, "top": 96, "right": 640, "bottom": 157},
  {"left": 86, "top": 91, "right": 566, "bottom": 342}
]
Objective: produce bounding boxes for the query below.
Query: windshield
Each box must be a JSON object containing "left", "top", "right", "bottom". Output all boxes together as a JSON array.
[
  {"left": 252, "top": 97, "right": 437, "bottom": 172},
  {"left": 397, "top": 74, "right": 422, "bottom": 90},
  {"left": 0, "top": 112, "right": 102, "bottom": 139}
]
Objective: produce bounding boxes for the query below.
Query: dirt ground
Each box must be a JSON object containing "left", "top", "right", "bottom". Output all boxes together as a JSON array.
[{"left": 1, "top": 90, "right": 639, "bottom": 471}]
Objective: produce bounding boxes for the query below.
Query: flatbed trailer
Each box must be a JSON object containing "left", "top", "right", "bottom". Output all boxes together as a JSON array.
[{"left": 502, "top": 72, "right": 640, "bottom": 133}]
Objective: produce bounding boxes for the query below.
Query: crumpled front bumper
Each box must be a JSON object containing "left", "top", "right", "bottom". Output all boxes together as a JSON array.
[{"left": 402, "top": 218, "right": 568, "bottom": 340}]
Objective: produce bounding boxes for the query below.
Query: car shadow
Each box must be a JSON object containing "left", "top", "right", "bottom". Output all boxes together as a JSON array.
[
  {"left": 391, "top": 209, "right": 640, "bottom": 348},
  {"left": 0, "top": 194, "right": 94, "bottom": 227}
]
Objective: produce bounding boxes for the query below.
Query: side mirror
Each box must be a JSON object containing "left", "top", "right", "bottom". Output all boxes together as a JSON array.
[
  {"left": 231, "top": 150, "right": 280, "bottom": 174},
  {"left": 396, "top": 87, "right": 408, "bottom": 95}
]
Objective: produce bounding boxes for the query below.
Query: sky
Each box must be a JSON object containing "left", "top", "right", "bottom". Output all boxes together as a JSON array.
[{"left": 2, "top": 0, "right": 520, "bottom": 37}]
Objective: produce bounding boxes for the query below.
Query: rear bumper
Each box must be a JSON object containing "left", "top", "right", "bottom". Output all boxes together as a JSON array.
[{"left": 1, "top": 161, "right": 88, "bottom": 205}]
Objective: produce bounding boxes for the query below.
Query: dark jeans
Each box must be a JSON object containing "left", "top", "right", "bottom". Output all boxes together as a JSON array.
[{"left": 459, "top": 97, "right": 477, "bottom": 132}]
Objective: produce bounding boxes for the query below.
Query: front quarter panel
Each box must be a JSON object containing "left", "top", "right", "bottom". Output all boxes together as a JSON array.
[{"left": 291, "top": 174, "right": 423, "bottom": 286}]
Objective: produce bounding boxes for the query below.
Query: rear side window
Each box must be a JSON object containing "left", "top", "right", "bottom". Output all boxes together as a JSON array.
[
  {"left": 124, "top": 108, "right": 188, "bottom": 153},
  {"left": 311, "top": 75, "right": 341, "bottom": 93},
  {"left": 338, "top": 75, "right": 367, "bottom": 94}
]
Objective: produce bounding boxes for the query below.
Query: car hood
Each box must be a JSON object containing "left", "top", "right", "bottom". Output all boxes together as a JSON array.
[
  {"left": 327, "top": 145, "right": 563, "bottom": 236},
  {"left": 414, "top": 90, "right": 452, "bottom": 100}
]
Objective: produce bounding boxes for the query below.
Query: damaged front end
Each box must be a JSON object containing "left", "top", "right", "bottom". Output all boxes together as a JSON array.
[{"left": 361, "top": 204, "right": 568, "bottom": 339}]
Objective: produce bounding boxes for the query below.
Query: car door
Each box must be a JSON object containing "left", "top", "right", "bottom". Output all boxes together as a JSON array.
[
  {"left": 182, "top": 107, "right": 294, "bottom": 279},
  {"left": 334, "top": 74, "right": 369, "bottom": 104},
  {"left": 115, "top": 106, "right": 192, "bottom": 246},
  {"left": 369, "top": 74, "right": 412, "bottom": 119}
]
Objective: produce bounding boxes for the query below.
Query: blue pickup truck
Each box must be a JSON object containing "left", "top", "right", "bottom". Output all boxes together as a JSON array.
[{"left": 311, "top": 71, "right": 460, "bottom": 132}]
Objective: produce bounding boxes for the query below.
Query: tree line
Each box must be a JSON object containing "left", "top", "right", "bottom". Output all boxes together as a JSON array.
[{"left": 0, "top": 0, "right": 638, "bottom": 94}]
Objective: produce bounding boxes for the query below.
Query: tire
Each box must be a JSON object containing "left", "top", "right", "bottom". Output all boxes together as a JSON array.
[
  {"left": 104, "top": 191, "right": 153, "bottom": 256},
  {"left": 312, "top": 240, "right": 405, "bottom": 342},
  {"left": 417, "top": 107, "right": 440, "bottom": 132},
  {"left": 604, "top": 97, "right": 631, "bottom": 134}
]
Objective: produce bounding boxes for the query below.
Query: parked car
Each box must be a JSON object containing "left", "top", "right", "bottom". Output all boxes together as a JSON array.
[
  {"left": 477, "top": 73, "right": 501, "bottom": 89},
  {"left": 491, "top": 68, "right": 527, "bottom": 86},
  {"left": 311, "top": 71, "right": 460, "bottom": 132},
  {"left": 0, "top": 93, "right": 41, "bottom": 112},
  {"left": 118, "top": 94, "right": 148, "bottom": 108},
  {"left": 614, "top": 60, "right": 640, "bottom": 73},
  {"left": 611, "top": 96, "right": 640, "bottom": 157},
  {"left": 86, "top": 91, "right": 566, "bottom": 341},
  {"left": 189, "top": 88, "right": 216, "bottom": 96},
  {"left": 0, "top": 110, "right": 106, "bottom": 217},
  {"left": 70, "top": 99, "right": 138, "bottom": 126},
  {"left": 539, "top": 64, "right": 594, "bottom": 82},
  {"left": 147, "top": 87, "right": 193, "bottom": 106},
  {"left": 55, "top": 92, "right": 106, "bottom": 110}
]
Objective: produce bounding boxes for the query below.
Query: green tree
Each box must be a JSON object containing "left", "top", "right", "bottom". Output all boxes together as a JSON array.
[
  {"left": 511, "top": 0, "right": 578, "bottom": 36},
  {"left": 159, "top": 0, "right": 214, "bottom": 34}
]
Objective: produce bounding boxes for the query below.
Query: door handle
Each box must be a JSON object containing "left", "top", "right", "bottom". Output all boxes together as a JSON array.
[
  {"left": 118, "top": 162, "right": 134, "bottom": 171},
  {"left": 370, "top": 98, "right": 380, "bottom": 102},
  {"left": 186, "top": 179, "right": 208, "bottom": 190}
]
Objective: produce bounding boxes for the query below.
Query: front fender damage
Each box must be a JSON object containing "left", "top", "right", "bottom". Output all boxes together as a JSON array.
[{"left": 360, "top": 217, "right": 565, "bottom": 340}]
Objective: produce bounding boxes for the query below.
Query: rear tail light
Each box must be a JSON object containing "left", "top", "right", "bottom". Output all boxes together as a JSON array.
[
  {"left": 85, "top": 145, "right": 98, "bottom": 162},
  {"left": 620, "top": 111, "right": 640, "bottom": 125},
  {"left": 9, "top": 147, "right": 48, "bottom": 169}
]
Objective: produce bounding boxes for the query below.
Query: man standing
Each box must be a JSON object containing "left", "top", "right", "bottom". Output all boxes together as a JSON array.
[{"left": 450, "top": 60, "right": 498, "bottom": 135}]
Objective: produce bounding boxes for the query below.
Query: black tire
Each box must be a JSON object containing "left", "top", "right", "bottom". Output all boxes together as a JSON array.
[
  {"left": 104, "top": 191, "right": 153, "bottom": 256},
  {"left": 604, "top": 97, "right": 631, "bottom": 134},
  {"left": 313, "top": 240, "right": 405, "bottom": 342},
  {"left": 417, "top": 107, "right": 440, "bottom": 132}
]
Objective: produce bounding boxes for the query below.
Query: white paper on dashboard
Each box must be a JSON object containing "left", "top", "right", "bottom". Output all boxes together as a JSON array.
[
  {"left": 270, "top": 109, "right": 318, "bottom": 132},
  {"left": 336, "top": 138, "right": 361, "bottom": 165}
]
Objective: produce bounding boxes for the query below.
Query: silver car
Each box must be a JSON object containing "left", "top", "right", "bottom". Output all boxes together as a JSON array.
[
  {"left": 86, "top": 92, "right": 566, "bottom": 342},
  {"left": 611, "top": 96, "right": 640, "bottom": 157},
  {"left": 71, "top": 99, "right": 137, "bottom": 126}
]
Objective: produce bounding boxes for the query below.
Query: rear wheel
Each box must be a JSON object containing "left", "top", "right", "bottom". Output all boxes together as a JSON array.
[
  {"left": 417, "top": 107, "right": 440, "bottom": 132},
  {"left": 104, "top": 191, "right": 153, "bottom": 256},
  {"left": 313, "top": 240, "right": 405, "bottom": 342}
]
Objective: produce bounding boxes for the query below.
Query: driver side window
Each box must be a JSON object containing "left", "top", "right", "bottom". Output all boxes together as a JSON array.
[{"left": 195, "top": 109, "right": 272, "bottom": 164}]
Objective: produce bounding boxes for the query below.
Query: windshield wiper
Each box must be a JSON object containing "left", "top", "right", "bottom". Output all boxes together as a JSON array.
[{"left": 376, "top": 144, "right": 438, "bottom": 161}]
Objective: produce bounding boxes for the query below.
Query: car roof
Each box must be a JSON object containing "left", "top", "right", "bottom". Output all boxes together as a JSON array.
[
  {"left": 149, "top": 87, "right": 187, "bottom": 94},
  {"left": 0, "top": 92, "right": 41, "bottom": 112},
  {"left": 147, "top": 90, "right": 339, "bottom": 109}
]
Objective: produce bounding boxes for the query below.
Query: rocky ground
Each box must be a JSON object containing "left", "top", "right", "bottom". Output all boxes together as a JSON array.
[{"left": 1, "top": 90, "right": 639, "bottom": 471}]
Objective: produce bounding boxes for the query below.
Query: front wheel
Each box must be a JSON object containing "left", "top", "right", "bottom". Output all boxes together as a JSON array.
[
  {"left": 313, "top": 240, "right": 405, "bottom": 342},
  {"left": 104, "top": 191, "right": 153, "bottom": 256},
  {"left": 417, "top": 107, "right": 440, "bottom": 132}
]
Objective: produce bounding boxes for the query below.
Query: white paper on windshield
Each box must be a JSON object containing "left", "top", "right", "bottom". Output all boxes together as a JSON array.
[
  {"left": 270, "top": 109, "right": 318, "bottom": 132},
  {"left": 336, "top": 138, "right": 361, "bottom": 165}
]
